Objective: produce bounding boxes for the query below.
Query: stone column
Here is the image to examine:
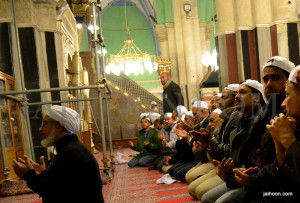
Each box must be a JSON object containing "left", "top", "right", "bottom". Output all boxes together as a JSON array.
[
  {"left": 155, "top": 24, "right": 169, "bottom": 57},
  {"left": 216, "top": 0, "right": 235, "bottom": 34},
  {"left": 271, "top": 0, "right": 299, "bottom": 64},
  {"left": 172, "top": 0, "right": 187, "bottom": 85},
  {"left": 252, "top": 0, "right": 273, "bottom": 78},
  {"left": 165, "top": 22, "right": 179, "bottom": 83},
  {"left": 215, "top": 0, "right": 239, "bottom": 87},
  {"left": 173, "top": 0, "right": 200, "bottom": 107}
]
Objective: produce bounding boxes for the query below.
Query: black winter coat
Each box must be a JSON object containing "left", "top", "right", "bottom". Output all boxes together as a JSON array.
[
  {"left": 163, "top": 81, "right": 184, "bottom": 113},
  {"left": 24, "top": 134, "right": 104, "bottom": 203}
]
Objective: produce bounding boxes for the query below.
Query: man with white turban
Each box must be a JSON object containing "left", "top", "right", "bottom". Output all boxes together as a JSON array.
[{"left": 13, "top": 105, "right": 104, "bottom": 203}]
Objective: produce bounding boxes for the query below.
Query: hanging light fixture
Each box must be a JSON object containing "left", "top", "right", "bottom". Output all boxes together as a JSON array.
[
  {"left": 202, "top": 49, "right": 219, "bottom": 72},
  {"left": 105, "top": 0, "right": 157, "bottom": 76}
]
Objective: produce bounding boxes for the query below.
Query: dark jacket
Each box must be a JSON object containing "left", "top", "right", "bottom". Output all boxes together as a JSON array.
[
  {"left": 281, "top": 141, "right": 300, "bottom": 185},
  {"left": 246, "top": 131, "right": 300, "bottom": 203},
  {"left": 245, "top": 102, "right": 286, "bottom": 201},
  {"left": 169, "top": 137, "right": 195, "bottom": 165},
  {"left": 163, "top": 81, "right": 184, "bottom": 113},
  {"left": 24, "top": 133, "right": 104, "bottom": 203},
  {"left": 209, "top": 110, "right": 242, "bottom": 161},
  {"left": 194, "top": 116, "right": 210, "bottom": 132}
]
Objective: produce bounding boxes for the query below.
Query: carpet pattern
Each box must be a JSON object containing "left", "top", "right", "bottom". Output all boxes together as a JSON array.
[
  {"left": 104, "top": 148, "right": 200, "bottom": 203},
  {"left": 0, "top": 148, "right": 200, "bottom": 203},
  {"left": 0, "top": 193, "right": 41, "bottom": 203}
]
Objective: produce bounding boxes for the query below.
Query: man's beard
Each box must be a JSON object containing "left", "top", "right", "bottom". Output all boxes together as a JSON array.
[{"left": 41, "top": 129, "right": 55, "bottom": 148}]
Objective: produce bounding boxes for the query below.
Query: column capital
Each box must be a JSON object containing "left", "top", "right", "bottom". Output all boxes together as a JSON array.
[
  {"left": 199, "top": 21, "right": 207, "bottom": 28},
  {"left": 165, "top": 22, "right": 174, "bottom": 29},
  {"left": 155, "top": 24, "right": 168, "bottom": 41},
  {"left": 206, "top": 23, "right": 214, "bottom": 40}
]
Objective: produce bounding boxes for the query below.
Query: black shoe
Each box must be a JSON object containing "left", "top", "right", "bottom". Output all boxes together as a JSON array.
[{"left": 148, "top": 166, "right": 156, "bottom": 171}]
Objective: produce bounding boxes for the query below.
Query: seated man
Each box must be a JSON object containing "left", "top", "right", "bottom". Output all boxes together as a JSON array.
[
  {"left": 265, "top": 65, "right": 300, "bottom": 202},
  {"left": 128, "top": 116, "right": 162, "bottom": 167},
  {"left": 13, "top": 105, "right": 104, "bottom": 203},
  {"left": 153, "top": 112, "right": 179, "bottom": 172}
]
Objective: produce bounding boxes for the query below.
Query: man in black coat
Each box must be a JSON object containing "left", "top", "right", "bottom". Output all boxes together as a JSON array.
[
  {"left": 160, "top": 72, "right": 184, "bottom": 113},
  {"left": 13, "top": 105, "right": 104, "bottom": 203}
]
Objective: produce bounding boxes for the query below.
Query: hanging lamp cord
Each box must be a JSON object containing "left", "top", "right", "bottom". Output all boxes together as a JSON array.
[{"left": 125, "top": 0, "right": 131, "bottom": 38}]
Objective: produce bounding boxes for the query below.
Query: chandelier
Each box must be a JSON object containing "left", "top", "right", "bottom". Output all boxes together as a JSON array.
[{"left": 105, "top": 0, "right": 157, "bottom": 76}]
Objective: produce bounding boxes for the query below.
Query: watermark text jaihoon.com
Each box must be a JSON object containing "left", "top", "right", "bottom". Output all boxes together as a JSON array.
[{"left": 263, "top": 191, "right": 293, "bottom": 197}]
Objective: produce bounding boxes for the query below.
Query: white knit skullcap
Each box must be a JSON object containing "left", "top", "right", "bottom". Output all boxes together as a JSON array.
[
  {"left": 212, "top": 108, "right": 222, "bottom": 115},
  {"left": 46, "top": 105, "right": 81, "bottom": 133},
  {"left": 151, "top": 101, "right": 157, "bottom": 105},
  {"left": 176, "top": 105, "right": 188, "bottom": 116},
  {"left": 192, "top": 101, "right": 209, "bottom": 110},
  {"left": 140, "top": 112, "right": 150, "bottom": 121},
  {"left": 288, "top": 65, "right": 300, "bottom": 84},
  {"left": 224, "top": 84, "right": 239, "bottom": 92},
  {"left": 191, "top": 98, "right": 199, "bottom": 105},
  {"left": 263, "top": 56, "right": 295, "bottom": 73},
  {"left": 149, "top": 113, "right": 161, "bottom": 123},
  {"left": 241, "top": 79, "right": 263, "bottom": 95},
  {"left": 241, "top": 79, "right": 267, "bottom": 103},
  {"left": 186, "top": 111, "right": 193, "bottom": 117},
  {"left": 164, "top": 112, "right": 173, "bottom": 118}
]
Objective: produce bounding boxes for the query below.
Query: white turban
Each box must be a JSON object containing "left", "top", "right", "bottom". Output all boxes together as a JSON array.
[{"left": 46, "top": 105, "right": 81, "bottom": 133}]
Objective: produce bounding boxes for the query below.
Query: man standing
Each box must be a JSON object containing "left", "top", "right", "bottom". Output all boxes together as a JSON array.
[
  {"left": 160, "top": 72, "right": 184, "bottom": 113},
  {"left": 13, "top": 105, "right": 104, "bottom": 203}
]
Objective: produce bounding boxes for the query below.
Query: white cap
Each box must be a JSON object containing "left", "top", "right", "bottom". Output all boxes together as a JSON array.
[
  {"left": 263, "top": 56, "right": 295, "bottom": 73},
  {"left": 140, "top": 112, "right": 150, "bottom": 121},
  {"left": 187, "top": 111, "right": 193, "bottom": 118},
  {"left": 182, "top": 111, "right": 194, "bottom": 121},
  {"left": 191, "top": 98, "right": 199, "bottom": 105},
  {"left": 164, "top": 112, "right": 173, "bottom": 118},
  {"left": 288, "top": 65, "right": 300, "bottom": 84},
  {"left": 192, "top": 101, "right": 209, "bottom": 110},
  {"left": 241, "top": 79, "right": 267, "bottom": 103},
  {"left": 224, "top": 84, "right": 239, "bottom": 92},
  {"left": 212, "top": 108, "right": 222, "bottom": 115},
  {"left": 176, "top": 105, "right": 188, "bottom": 116},
  {"left": 151, "top": 101, "right": 157, "bottom": 105},
  {"left": 215, "top": 93, "right": 222, "bottom": 97},
  {"left": 46, "top": 105, "right": 81, "bottom": 133},
  {"left": 149, "top": 113, "right": 161, "bottom": 123}
]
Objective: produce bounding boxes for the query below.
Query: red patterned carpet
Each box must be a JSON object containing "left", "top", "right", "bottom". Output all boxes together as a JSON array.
[
  {"left": 0, "top": 148, "right": 200, "bottom": 203},
  {"left": 102, "top": 148, "right": 200, "bottom": 203}
]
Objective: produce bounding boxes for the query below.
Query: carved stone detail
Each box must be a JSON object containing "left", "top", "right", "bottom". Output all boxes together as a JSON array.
[
  {"left": 155, "top": 24, "right": 167, "bottom": 41},
  {"left": 16, "top": 0, "right": 34, "bottom": 25},
  {"left": 206, "top": 22, "right": 214, "bottom": 40},
  {"left": 34, "top": 3, "right": 56, "bottom": 30},
  {"left": 0, "top": 0, "right": 12, "bottom": 20},
  {"left": 165, "top": 22, "right": 174, "bottom": 29}
]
